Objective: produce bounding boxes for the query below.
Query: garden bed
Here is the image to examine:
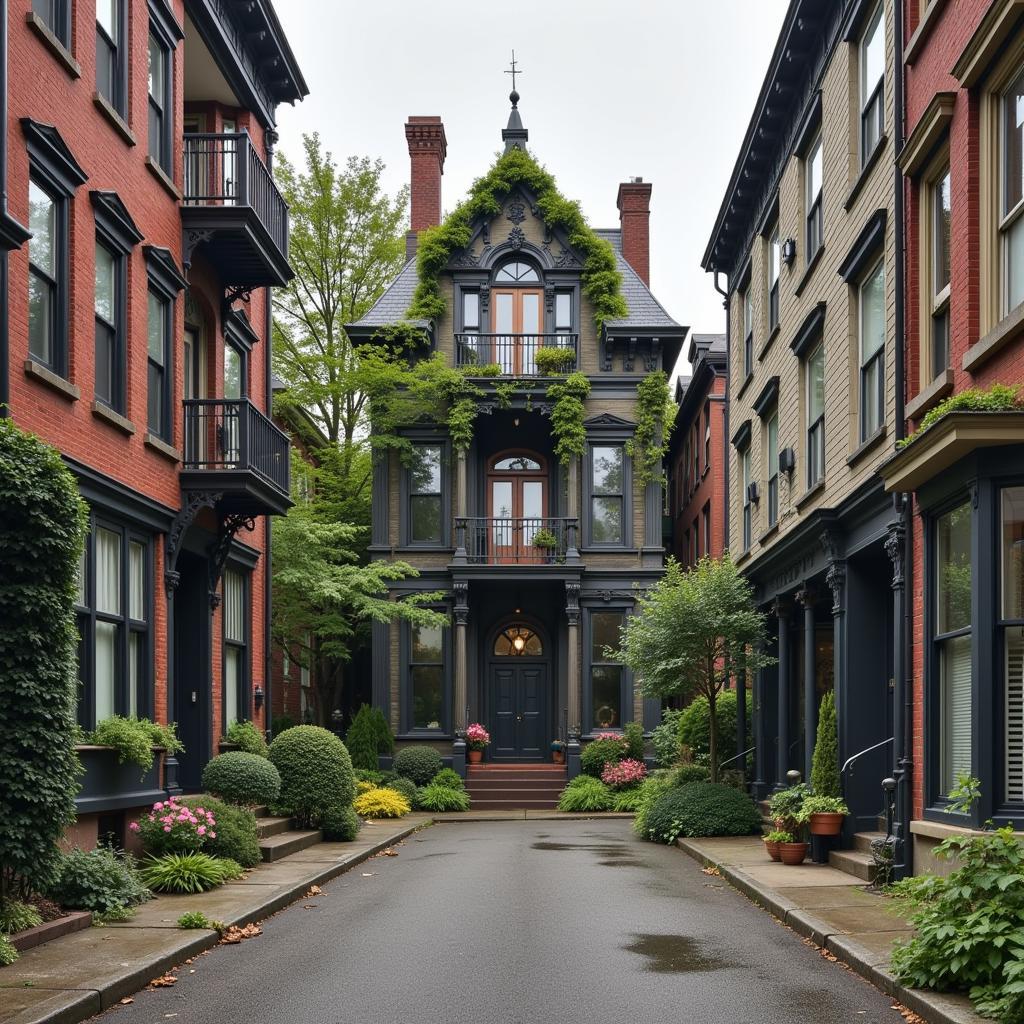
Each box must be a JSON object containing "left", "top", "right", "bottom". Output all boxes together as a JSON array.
[{"left": 9, "top": 911, "right": 92, "bottom": 953}]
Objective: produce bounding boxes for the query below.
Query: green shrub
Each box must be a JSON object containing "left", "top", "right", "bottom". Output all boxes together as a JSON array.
[
  {"left": 383, "top": 777, "right": 418, "bottom": 807},
  {"left": 178, "top": 797, "right": 261, "bottom": 868},
  {"left": 344, "top": 705, "right": 395, "bottom": 771},
  {"left": 416, "top": 784, "right": 470, "bottom": 812},
  {"left": 580, "top": 737, "right": 627, "bottom": 778},
  {"left": 0, "top": 935, "right": 18, "bottom": 966},
  {"left": 353, "top": 788, "right": 410, "bottom": 819},
  {"left": 899, "top": 383, "right": 1021, "bottom": 449},
  {"left": 377, "top": 770, "right": 401, "bottom": 786},
  {"left": 177, "top": 911, "right": 221, "bottom": 930},
  {"left": 0, "top": 900, "right": 41, "bottom": 934},
  {"left": 268, "top": 725, "right": 355, "bottom": 829},
  {"left": 612, "top": 788, "right": 643, "bottom": 813},
  {"left": 678, "top": 690, "right": 752, "bottom": 766},
  {"left": 49, "top": 847, "right": 150, "bottom": 916},
  {"left": 651, "top": 709, "right": 683, "bottom": 767},
  {"left": 810, "top": 690, "right": 840, "bottom": 798},
  {"left": 393, "top": 746, "right": 443, "bottom": 786},
  {"left": 139, "top": 853, "right": 234, "bottom": 894},
  {"left": 643, "top": 783, "right": 762, "bottom": 844},
  {"left": 0, "top": 420, "right": 88, "bottom": 904},
  {"left": 215, "top": 858, "right": 244, "bottom": 881},
  {"left": 768, "top": 783, "right": 811, "bottom": 831},
  {"left": 534, "top": 346, "right": 577, "bottom": 376},
  {"left": 557, "top": 776, "right": 615, "bottom": 812},
  {"left": 225, "top": 720, "right": 269, "bottom": 758},
  {"left": 90, "top": 716, "right": 183, "bottom": 773},
  {"left": 272, "top": 713, "right": 297, "bottom": 734},
  {"left": 354, "top": 768, "right": 384, "bottom": 786},
  {"left": 319, "top": 803, "right": 361, "bottom": 842},
  {"left": 431, "top": 768, "right": 465, "bottom": 791},
  {"left": 632, "top": 772, "right": 676, "bottom": 836},
  {"left": 202, "top": 752, "right": 281, "bottom": 807},
  {"left": 672, "top": 762, "right": 711, "bottom": 786},
  {"left": 622, "top": 722, "right": 645, "bottom": 761}
]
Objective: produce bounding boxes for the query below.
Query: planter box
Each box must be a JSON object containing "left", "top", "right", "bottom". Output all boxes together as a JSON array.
[
  {"left": 74, "top": 745, "right": 166, "bottom": 815},
  {"left": 10, "top": 911, "right": 92, "bottom": 952},
  {"left": 218, "top": 741, "right": 240, "bottom": 754}
]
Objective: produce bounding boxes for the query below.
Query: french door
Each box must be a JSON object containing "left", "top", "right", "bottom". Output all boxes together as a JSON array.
[
  {"left": 489, "top": 470, "right": 546, "bottom": 563},
  {"left": 492, "top": 288, "right": 543, "bottom": 374}
]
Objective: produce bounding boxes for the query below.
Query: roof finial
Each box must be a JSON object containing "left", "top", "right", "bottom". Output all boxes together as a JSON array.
[
  {"left": 502, "top": 50, "right": 529, "bottom": 152},
  {"left": 504, "top": 49, "right": 522, "bottom": 106}
]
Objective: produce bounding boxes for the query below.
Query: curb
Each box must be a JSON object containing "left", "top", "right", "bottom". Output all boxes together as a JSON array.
[{"left": 674, "top": 838, "right": 986, "bottom": 1024}]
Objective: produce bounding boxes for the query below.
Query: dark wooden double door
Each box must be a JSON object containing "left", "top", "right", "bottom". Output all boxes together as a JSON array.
[{"left": 489, "top": 661, "right": 548, "bottom": 761}]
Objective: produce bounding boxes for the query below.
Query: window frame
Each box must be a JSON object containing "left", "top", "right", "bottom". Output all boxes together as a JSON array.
[
  {"left": 805, "top": 133, "right": 824, "bottom": 263},
  {"left": 145, "top": 0, "right": 182, "bottom": 174},
  {"left": 766, "top": 408, "right": 779, "bottom": 529},
  {"left": 146, "top": 288, "right": 171, "bottom": 439},
  {"left": 96, "top": 0, "right": 128, "bottom": 117},
  {"left": 400, "top": 613, "right": 451, "bottom": 737},
  {"left": 32, "top": 0, "right": 71, "bottom": 48},
  {"left": 582, "top": 605, "right": 633, "bottom": 737},
  {"left": 703, "top": 403, "right": 712, "bottom": 470},
  {"left": 143, "top": 246, "right": 186, "bottom": 442},
  {"left": 221, "top": 567, "right": 250, "bottom": 732},
  {"left": 401, "top": 438, "right": 449, "bottom": 548},
  {"left": 768, "top": 222, "right": 781, "bottom": 334},
  {"left": 805, "top": 342, "right": 825, "bottom": 488},
  {"left": 858, "top": 257, "right": 886, "bottom": 442},
  {"left": 702, "top": 501, "right": 711, "bottom": 558},
  {"left": 741, "top": 444, "right": 752, "bottom": 552},
  {"left": 742, "top": 285, "right": 753, "bottom": 379},
  {"left": 27, "top": 178, "right": 64, "bottom": 373},
  {"left": 859, "top": 3, "right": 886, "bottom": 165},
  {"left": 584, "top": 438, "right": 632, "bottom": 549}
]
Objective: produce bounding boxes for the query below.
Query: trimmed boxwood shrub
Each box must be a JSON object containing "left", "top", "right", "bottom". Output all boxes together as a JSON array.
[
  {"left": 48, "top": 847, "right": 151, "bottom": 917},
  {"left": 225, "top": 720, "right": 269, "bottom": 758},
  {"left": 384, "top": 777, "right": 418, "bottom": 807},
  {"left": 202, "top": 752, "right": 281, "bottom": 807},
  {"left": 178, "top": 796, "right": 261, "bottom": 868},
  {"left": 416, "top": 784, "right": 470, "bottom": 812},
  {"left": 430, "top": 768, "right": 464, "bottom": 791},
  {"left": 319, "top": 803, "right": 361, "bottom": 842},
  {"left": 580, "top": 737, "right": 627, "bottom": 778},
  {"left": 344, "top": 705, "right": 394, "bottom": 771},
  {"left": 0, "top": 420, "right": 88, "bottom": 903},
  {"left": 394, "top": 746, "right": 443, "bottom": 786},
  {"left": 557, "top": 776, "right": 615, "bottom": 812},
  {"left": 672, "top": 763, "right": 711, "bottom": 787},
  {"left": 642, "top": 782, "right": 762, "bottom": 845},
  {"left": 268, "top": 726, "right": 355, "bottom": 829}
]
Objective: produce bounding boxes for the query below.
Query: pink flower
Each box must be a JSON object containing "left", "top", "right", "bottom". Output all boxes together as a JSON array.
[
  {"left": 163, "top": 825, "right": 172, "bottom": 832},
  {"left": 129, "top": 822, "right": 140, "bottom": 832},
  {"left": 601, "top": 758, "right": 648, "bottom": 788},
  {"left": 197, "top": 825, "right": 206, "bottom": 836},
  {"left": 154, "top": 802, "right": 164, "bottom": 811},
  {"left": 209, "top": 832, "right": 216, "bottom": 839}
]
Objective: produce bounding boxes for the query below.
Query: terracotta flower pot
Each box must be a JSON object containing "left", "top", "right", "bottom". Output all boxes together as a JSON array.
[
  {"left": 764, "top": 839, "right": 782, "bottom": 862},
  {"left": 552, "top": 750, "right": 565, "bottom": 764},
  {"left": 468, "top": 749, "right": 483, "bottom": 764},
  {"left": 779, "top": 842, "right": 809, "bottom": 865},
  {"left": 808, "top": 812, "right": 845, "bottom": 836}
]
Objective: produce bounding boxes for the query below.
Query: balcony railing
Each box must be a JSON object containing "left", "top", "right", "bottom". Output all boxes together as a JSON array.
[
  {"left": 182, "top": 132, "right": 288, "bottom": 259},
  {"left": 182, "top": 398, "right": 290, "bottom": 496},
  {"left": 455, "top": 334, "right": 578, "bottom": 375},
  {"left": 455, "top": 517, "right": 580, "bottom": 565}
]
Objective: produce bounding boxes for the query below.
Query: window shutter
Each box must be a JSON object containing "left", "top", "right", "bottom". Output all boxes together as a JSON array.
[
  {"left": 949, "top": 637, "right": 973, "bottom": 784},
  {"left": 1006, "top": 629, "right": 1024, "bottom": 804}
]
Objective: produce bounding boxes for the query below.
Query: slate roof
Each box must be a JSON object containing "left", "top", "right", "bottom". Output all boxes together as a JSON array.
[{"left": 348, "top": 258, "right": 422, "bottom": 329}]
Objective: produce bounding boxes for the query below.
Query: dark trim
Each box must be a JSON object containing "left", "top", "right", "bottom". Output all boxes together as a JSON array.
[
  {"left": 90, "top": 190, "right": 142, "bottom": 250},
  {"left": 64, "top": 455, "right": 176, "bottom": 532},
  {"left": 840, "top": 0, "right": 878, "bottom": 42},
  {"left": 790, "top": 301, "right": 826, "bottom": 358},
  {"left": 224, "top": 308, "right": 259, "bottom": 352},
  {"left": 399, "top": 436, "right": 451, "bottom": 549},
  {"left": 794, "top": 90, "right": 823, "bottom": 158},
  {"left": 731, "top": 418, "right": 752, "bottom": 451},
  {"left": 793, "top": 243, "right": 825, "bottom": 298},
  {"left": 21, "top": 118, "right": 87, "bottom": 193},
  {"left": 371, "top": 620, "right": 390, "bottom": 711},
  {"left": 371, "top": 453, "right": 389, "bottom": 547},
  {"left": 581, "top": 603, "right": 634, "bottom": 735},
  {"left": 752, "top": 376, "right": 780, "bottom": 419},
  {"left": 583, "top": 434, "right": 634, "bottom": 550},
  {"left": 146, "top": 0, "right": 183, "bottom": 46},
  {"left": 220, "top": 565, "right": 251, "bottom": 733},
  {"left": 95, "top": 0, "right": 129, "bottom": 118},
  {"left": 399, "top": 605, "right": 451, "bottom": 736},
  {"left": 143, "top": 245, "right": 186, "bottom": 298},
  {"left": 837, "top": 208, "right": 888, "bottom": 282}
]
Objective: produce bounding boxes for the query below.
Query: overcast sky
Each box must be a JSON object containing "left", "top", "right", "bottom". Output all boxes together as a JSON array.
[{"left": 272, "top": 0, "right": 788, "bottom": 377}]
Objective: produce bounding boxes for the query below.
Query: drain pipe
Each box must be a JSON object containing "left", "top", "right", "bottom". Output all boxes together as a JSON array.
[
  {"left": 713, "top": 270, "right": 730, "bottom": 553},
  {"left": 263, "top": 127, "right": 278, "bottom": 740}
]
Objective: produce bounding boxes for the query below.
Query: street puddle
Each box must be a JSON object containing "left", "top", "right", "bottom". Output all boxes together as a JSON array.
[{"left": 623, "top": 934, "right": 734, "bottom": 973}]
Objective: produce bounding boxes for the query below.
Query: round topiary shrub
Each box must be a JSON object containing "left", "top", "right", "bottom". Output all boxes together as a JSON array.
[
  {"left": 202, "top": 752, "right": 281, "bottom": 807},
  {"left": 393, "top": 746, "right": 443, "bottom": 786},
  {"left": 416, "top": 784, "right": 470, "bottom": 812},
  {"left": 178, "top": 796, "right": 261, "bottom": 868},
  {"left": 642, "top": 782, "right": 762, "bottom": 845},
  {"left": 580, "top": 736, "right": 627, "bottom": 778},
  {"left": 319, "top": 803, "right": 361, "bottom": 842},
  {"left": 557, "top": 776, "right": 615, "bottom": 812},
  {"left": 383, "top": 777, "right": 418, "bottom": 807},
  {"left": 224, "top": 720, "right": 269, "bottom": 758},
  {"left": 353, "top": 787, "right": 410, "bottom": 819},
  {"left": 268, "top": 725, "right": 355, "bottom": 829}
]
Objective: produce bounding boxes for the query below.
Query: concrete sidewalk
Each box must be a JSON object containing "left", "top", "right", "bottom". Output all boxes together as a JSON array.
[
  {"left": 0, "top": 815, "right": 431, "bottom": 1024},
  {"left": 676, "top": 835, "right": 986, "bottom": 1024}
]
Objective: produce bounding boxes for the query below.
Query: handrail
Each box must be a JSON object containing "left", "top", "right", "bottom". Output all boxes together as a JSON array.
[
  {"left": 456, "top": 515, "right": 579, "bottom": 565},
  {"left": 841, "top": 736, "right": 893, "bottom": 778},
  {"left": 720, "top": 745, "right": 755, "bottom": 770}
]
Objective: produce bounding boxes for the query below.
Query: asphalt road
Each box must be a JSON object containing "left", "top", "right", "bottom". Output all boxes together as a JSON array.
[{"left": 102, "top": 819, "right": 904, "bottom": 1024}]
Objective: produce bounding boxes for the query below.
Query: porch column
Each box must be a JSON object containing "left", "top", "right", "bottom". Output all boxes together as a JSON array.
[
  {"left": 453, "top": 581, "right": 469, "bottom": 734},
  {"left": 797, "top": 586, "right": 818, "bottom": 784},
  {"left": 753, "top": 655, "right": 767, "bottom": 798},
  {"left": 567, "top": 456, "right": 579, "bottom": 518},
  {"left": 455, "top": 451, "right": 468, "bottom": 517},
  {"left": 566, "top": 582, "right": 581, "bottom": 735},
  {"left": 774, "top": 598, "right": 791, "bottom": 791},
  {"left": 826, "top": 557, "right": 847, "bottom": 786}
]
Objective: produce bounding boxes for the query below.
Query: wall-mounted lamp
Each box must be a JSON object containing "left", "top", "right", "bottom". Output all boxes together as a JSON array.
[
  {"left": 781, "top": 238, "right": 797, "bottom": 266},
  {"left": 779, "top": 447, "right": 796, "bottom": 475},
  {"left": 746, "top": 481, "right": 760, "bottom": 504},
  {"left": 512, "top": 634, "right": 526, "bottom": 653},
  {"left": 253, "top": 685, "right": 265, "bottom": 710}
]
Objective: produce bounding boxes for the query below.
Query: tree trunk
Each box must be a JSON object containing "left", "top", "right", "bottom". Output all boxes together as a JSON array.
[{"left": 708, "top": 655, "right": 719, "bottom": 783}]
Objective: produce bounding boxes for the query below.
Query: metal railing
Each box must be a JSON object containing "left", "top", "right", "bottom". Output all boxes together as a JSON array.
[
  {"left": 182, "top": 398, "right": 290, "bottom": 495},
  {"left": 182, "top": 132, "right": 288, "bottom": 258},
  {"left": 720, "top": 745, "right": 755, "bottom": 770},
  {"left": 840, "top": 736, "right": 893, "bottom": 779},
  {"left": 455, "top": 516, "right": 578, "bottom": 565},
  {"left": 454, "top": 333, "right": 578, "bottom": 375}
]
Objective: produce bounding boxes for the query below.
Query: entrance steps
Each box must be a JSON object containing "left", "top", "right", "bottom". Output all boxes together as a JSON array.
[
  {"left": 828, "top": 831, "right": 884, "bottom": 882},
  {"left": 466, "top": 764, "right": 567, "bottom": 810}
]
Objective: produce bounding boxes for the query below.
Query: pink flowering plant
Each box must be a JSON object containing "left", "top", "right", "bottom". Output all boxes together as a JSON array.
[
  {"left": 130, "top": 797, "right": 217, "bottom": 854},
  {"left": 601, "top": 758, "right": 648, "bottom": 789},
  {"left": 465, "top": 723, "right": 491, "bottom": 751}
]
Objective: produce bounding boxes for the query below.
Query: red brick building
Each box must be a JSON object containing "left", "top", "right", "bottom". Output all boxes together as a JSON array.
[
  {"left": 0, "top": 0, "right": 305, "bottom": 844},
  {"left": 881, "top": 0, "right": 1024, "bottom": 867},
  {"left": 667, "top": 333, "right": 727, "bottom": 566}
]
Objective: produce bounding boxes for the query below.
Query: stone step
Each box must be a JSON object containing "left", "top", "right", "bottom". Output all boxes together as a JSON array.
[
  {"left": 259, "top": 829, "right": 322, "bottom": 862},
  {"left": 255, "top": 816, "right": 292, "bottom": 839},
  {"left": 853, "top": 830, "right": 886, "bottom": 854},
  {"left": 829, "top": 846, "right": 877, "bottom": 882},
  {"left": 469, "top": 798, "right": 561, "bottom": 810},
  {"left": 465, "top": 779, "right": 566, "bottom": 791}
]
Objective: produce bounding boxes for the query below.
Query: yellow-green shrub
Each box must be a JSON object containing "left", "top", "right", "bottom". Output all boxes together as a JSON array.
[
  {"left": 356, "top": 780, "right": 376, "bottom": 795},
  {"left": 353, "top": 787, "right": 410, "bottom": 819}
]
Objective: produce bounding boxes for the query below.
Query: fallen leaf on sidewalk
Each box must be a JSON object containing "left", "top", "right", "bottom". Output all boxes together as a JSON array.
[
  {"left": 219, "top": 923, "right": 262, "bottom": 944},
  {"left": 893, "top": 1005, "right": 925, "bottom": 1024},
  {"left": 304, "top": 885, "right": 323, "bottom": 897},
  {"left": 149, "top": 974, "right": 177, "bottom": 987},
  {"left": 119, "top": 998, "right": 134, "bottom": 1005},
  {"left": 701, "top": 865, "right": 721, "bottom": 876},
  {"left": 303, "top": 903, "right": 318, "bottom": 909}
]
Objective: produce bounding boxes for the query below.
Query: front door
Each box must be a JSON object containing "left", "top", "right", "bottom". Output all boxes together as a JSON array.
[
  {"left": 173, "top": 552, "right": 211, "bottom": 791},
  {"left": 490, "top": 662, "right": 547, "bottom": 761},
  {"left": 492, "top": 287, "right": 543, "bottom": 374}
]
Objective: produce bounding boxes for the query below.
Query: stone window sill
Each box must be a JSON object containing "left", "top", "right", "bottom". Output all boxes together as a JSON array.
[
  {"left": 145, "top": 157, "right": 181, "bottom": 200},
  {"left": 844, "top": 135, "right": 888, "bottom": 213},
  {"left": 736, "top": 371, "right": 755, "bottom": 402},
  {"left": 963, "top": 303, "right": 1024, "bottom": 373},
  {"left": 758, "top": 523, "right": 779, "bottom": 545},
  {"left": 93, "top": 93, "right": 136, "bottom": 146},
  {"left": 794, "top": 244, "right": 825, "bottom": 298},
  {"left": 24, "top": 359, "right": 78, "bottom": 400},
  {"left": 734, "top": 549, "right": 752, "bottom": 568},
  {"left": 26, "top": 13, "right": 80, "bottom": 78},
  {"left": 904, "top": 0, "right": 947, "bottom": 65},
  {"left": 758, "top": 324, "right": 780, "bottom": 362},
  {"left": 795, "top": 478, "right": 826, "bottom": 510},
  {"left": 905, "top": 368, "right": 954, "bottom": 421},
  {"left": 144, "top": 432, "right": 180, "bottom": 463},
  {"left": 91, "top": 400, "right": 135, "bottom": 435},
  {"left": 845, "top": 424, "right": 887, "bottom": 467}
]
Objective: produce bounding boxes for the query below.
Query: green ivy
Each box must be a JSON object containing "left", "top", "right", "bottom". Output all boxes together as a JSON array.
[
  {"left": 898, "top": 383, "right": 1021, "bottom": 449},
  {"left": 547, "top": 372, "right": 592, "bottom": 464},
  {"left": 627, "top": 371, "right": 674, "bottom": 488},
  {"left": 406, "top": 148, "right": 628, "bottom": 332}
]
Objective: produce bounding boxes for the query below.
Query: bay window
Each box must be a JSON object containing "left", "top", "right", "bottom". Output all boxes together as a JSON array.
[{"left": 859, "top": 259, "right": 886, "bottom": 440}]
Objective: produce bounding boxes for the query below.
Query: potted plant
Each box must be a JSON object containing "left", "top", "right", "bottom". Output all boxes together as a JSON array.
[
  {"left": 779, "top": 834, "right": 810, "bottom": 865},
  {"left": 809, "top": 690, "right": 846, "bottom": 836},
  {"left": 763, "top": 829, "right": 792, "bottom": 862},
  {"left": 800, "top": 795, "right": 849, "bottom": 837},
  {"left": 551, "top": 739, "right": 566, "bottom": 764},
  {"left": 465, "top": 723, "right": 490, "bottom": 764},
  {"left": 767, "top": 782, "right": 810, "bottom": 836},
  {"left": 533, "top": 346, "right": 576, "bottom": 376}
]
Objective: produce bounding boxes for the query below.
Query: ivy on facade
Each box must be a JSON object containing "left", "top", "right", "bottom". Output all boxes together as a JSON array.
[
  {"left": 547, "top": 372, "right": 592, "bottom": 464},
  {"left": 627, "top": 370, "right": 674, "bottom": 487}
]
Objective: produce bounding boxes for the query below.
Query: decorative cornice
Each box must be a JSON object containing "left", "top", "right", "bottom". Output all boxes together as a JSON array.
[{"left": 899, "top": 92, "right": 955, "bottom": 176}]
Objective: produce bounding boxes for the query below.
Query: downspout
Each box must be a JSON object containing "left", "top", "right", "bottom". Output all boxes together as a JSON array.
[
  {"left": 263, "top": 127, "right": 278, "bottom": 739},
  {"left": 0, "top": 0, "right": 10, "bottom": 416},
  {"left": 713, "top": 270, "right": 730, "bottom": 552}
]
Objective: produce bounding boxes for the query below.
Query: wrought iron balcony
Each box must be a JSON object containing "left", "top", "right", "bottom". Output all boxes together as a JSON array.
[
  {"left": 181, "top": 132, "right": 291, "bottom": 287},
  {"left": 454, "top": 517, "right": 580, "bottom": 566},
  {"left": 455, "top": 334, "right": 578, "bottom": 375},
  {"left": 180, "top": 399, "right": 292, "bottom": 516}
]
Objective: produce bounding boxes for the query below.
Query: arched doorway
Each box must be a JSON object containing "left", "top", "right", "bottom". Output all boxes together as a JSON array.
[{"left": 487, "top": 621, "right": 550, "bottom": 761}]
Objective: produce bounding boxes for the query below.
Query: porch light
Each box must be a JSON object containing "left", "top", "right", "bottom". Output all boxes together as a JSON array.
[{"left": 512, "top": 633, "right": 526, "bottom": 653}]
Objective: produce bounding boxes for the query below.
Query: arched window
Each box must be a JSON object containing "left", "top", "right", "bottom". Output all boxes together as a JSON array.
[
  {"left": 492, "top": 454, "right": 543, "bottom": 472},
  {"left": 494, "top": 625, "right": 543, "bottom": 657},
  {"left": 494, "top": 260, "right": 539, "bottom": 283}
]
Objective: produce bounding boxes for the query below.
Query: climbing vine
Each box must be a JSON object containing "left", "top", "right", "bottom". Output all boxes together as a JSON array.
[
  {"left": 547, "top": 372, "right": 592, "bottom": 465},
  {"left": 405, "top": 147, "right": 629, "bottom": 332},
  {"left": 626, "top": 371, "right": 674, "bottom": 488}
]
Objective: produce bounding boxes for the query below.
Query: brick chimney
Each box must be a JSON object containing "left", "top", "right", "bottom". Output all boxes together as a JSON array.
[
  {"left": 617, "top": 177, "right": 652, "bottom": 286},
  {"left": 405, "top": 116, "right": 447, "bottom": 260}
]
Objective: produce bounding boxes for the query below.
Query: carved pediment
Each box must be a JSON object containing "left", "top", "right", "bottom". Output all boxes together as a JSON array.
[{"left": 583, "top": 413, "right": 636, "bottom": 429}]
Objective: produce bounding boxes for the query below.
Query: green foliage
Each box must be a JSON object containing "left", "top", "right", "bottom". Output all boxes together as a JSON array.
[
  {"left": 406, "top": 147, "right": 628, "bottom": 333},
  {"left": 632, "top": 772, "right": 678, "bottom": 837},
  {"left": 319, "top": 802, "right": 362, "bottom": 841},
  {"left": 534, "top": 346, "right": 577, "bottom": 376},
  {"left": 431, "top": 768, "right": 465, "bottom": 791},
  {"left": 810, "top": 690, "right": 840, "bottom": 798},
  {"left": 354, "top": 768, "right": 384, "bottom": 785},
  {"left": 353, "top": 787, "right": 410, "bottom": 818},
  {"left": 765, "top": 830, "right": 794, "bottom": 843},
  {"left": 178, "top": 797, "right": 261, "bottom": 868},
  {"left": 768, "top": 783, "right": 811, "bottom": 834},
  {"left": 611, "top": 788, "right": 644, "bottom": 813},
  {"left": 672, "top": 762, "right": 711, "bottom": 787},
  {"left": 0, "top": 420, "right": 88, "bottom": 903},
  {"left": 890, "top": 826, "right": 1024, "bottom": 1022},
  {"left": 0, "top": 900, "right": 41, "bottom": 934},
  {"left": 546, "top": 372, "right": 591, "bottom": 464},
  {"left": 269, "top": 725, "right": 356, "bottom": 829},
  {"left": 272, "top": 714, "right": 297, "bottom": 735},
  {"left": 581, "top": 737, "right": 628, "bottom": 778},
  {"left": 225, "top": 720, "right": 269, "bottom": 758},
  {"left": 617, "top": 556, "right": 773, "bottom": 782},
  {"left": 139, "top": 853, "right": 234, "bottom": 894},
  {"left": 344, "top": 705, "right": 395, "bottom": 771},
  {"left": 89, "top": 716, "right": 184, "bottom": 773},
  {"left": 947, "top": 774, "right": 981, "bottom": 816},
  {"left": 557, "top": 776, "right": 615, "bottom": 812},
  {"left": 651, "top": 709, "right": 683, "bottom": 767},
  {"left": 531, "top": 527, "right": 559, "bottom": 549},
  {"left": 177, "top": 912, "right": 221, "bottom": 930},
  {"left": 642, "top": 783, "right": 762, "bottom": 844},
  {"left": 201, "top": 752, "right": 281, "bottom": 808},
  {"left": 0, "top": 935, "right": 18, "bottom": 965},
  {"left": 49, "top": 847, "right": 150, "bottom": 916},
  {"left": 626, "top": 371, "right": 674, "bottom": 487},
  {"left": 622, "top": 722, "right": 645, "bottom": 761},
  {"left": 394, "top": 746, "right": 444, "bottom": 786},
  {"left": 799, "top": 795, "right": 848, "bottom": 818},
  {"left": 679, "top": 690, "right": 753, "bottom": 768},
  {"left": 416, "top": 784, "right": 470, "bottom": 812},
  {"left": 898, "top": 384, "right": 1021, "bottom": 449},
  {"left": 383, "top": 777, "right": 418, "bottom": 807}
]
